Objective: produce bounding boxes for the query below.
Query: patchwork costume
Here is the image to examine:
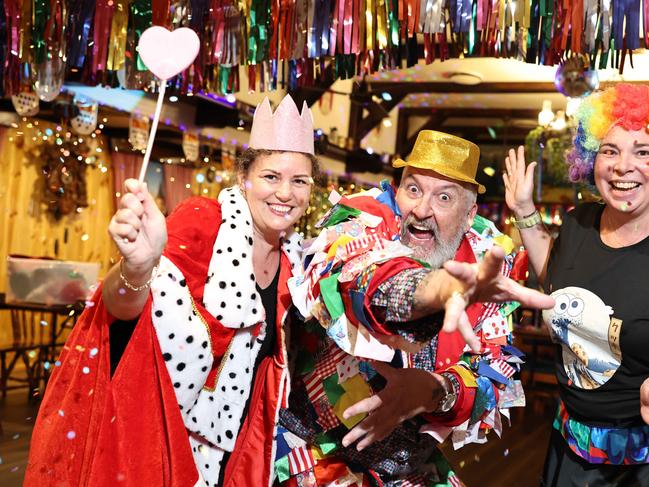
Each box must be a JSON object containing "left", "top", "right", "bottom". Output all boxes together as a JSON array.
[
  {"left": 278, "top": 183, "right": 528, "bottom": 486},
  {"left": 25, "top": 188, "right": 303, "bottom": 487},
  {"left": 542, "top": 203, "right": 649, "bottom": 484}
]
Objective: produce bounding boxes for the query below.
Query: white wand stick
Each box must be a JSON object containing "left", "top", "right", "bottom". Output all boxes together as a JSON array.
[{"left": 138, "top": 82, "right": 167, "bottom": 183}]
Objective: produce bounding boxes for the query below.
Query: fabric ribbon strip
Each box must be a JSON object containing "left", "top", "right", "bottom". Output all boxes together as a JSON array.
[
  {"left": 90, "top": 0, "right": 115, "bottom": 76},
  {"left": 32, "top": 0, "right": 49, "bottom": 64},
  {"left": 130, "top": 0, "right": 152, "bottom": 71},
  {"left": 66, "top": 0, "right": 94, "bottom": 69},
  {"left": 107, "top": 0, "right": 128, "bottom": 71}
]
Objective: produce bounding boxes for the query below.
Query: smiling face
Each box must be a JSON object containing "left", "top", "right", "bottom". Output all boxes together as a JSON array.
[
  {"left": 594, "top": 125, "right": 649, "bottom": 217},
  {"left": 238, "top": 151, "right": 313, "bottom": 243},
  {"left": 395, "top": 167, "right": 477, "bottom": 268}
]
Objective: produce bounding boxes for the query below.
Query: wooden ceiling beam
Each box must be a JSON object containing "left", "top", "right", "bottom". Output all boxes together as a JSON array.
[
  {"left": 398, "top": 107, "right": 540, "bottom": 119},
  {"left": 348, "top": 80, "right": 408, "bottom": 149},
  {"left": 364, "top": 81, "right": 560, "bottom": 96}
]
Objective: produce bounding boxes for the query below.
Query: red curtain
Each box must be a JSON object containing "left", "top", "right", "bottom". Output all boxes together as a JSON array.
[
  {"left": 162, "top": 164, "right": 194, "bottom": 213},
  {"left": 111, "top": 152, "right": 143, "bottom": 211}
]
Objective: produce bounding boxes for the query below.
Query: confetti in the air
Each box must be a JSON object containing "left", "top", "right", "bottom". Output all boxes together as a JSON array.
[
  {"left": 82, "top": 367, "right": 90, "bottom": 374},
  {"left": 67, "top": 431, "right": 76, "bottom": 440},
  {"left": 89, "top": 348, "right": 99, "bottom": 358}
]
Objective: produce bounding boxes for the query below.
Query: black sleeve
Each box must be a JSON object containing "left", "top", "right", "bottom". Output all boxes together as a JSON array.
[{"left": 109, "top": 319, "right": 138, "bottom": 377}]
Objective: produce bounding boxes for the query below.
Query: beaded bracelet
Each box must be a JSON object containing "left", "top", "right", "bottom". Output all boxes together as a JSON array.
[{"left": 119, "top": 258, "right": 158, "bottom": 292}]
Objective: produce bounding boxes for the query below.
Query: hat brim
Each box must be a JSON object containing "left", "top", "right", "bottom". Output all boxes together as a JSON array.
[{"left": 392, "top": 158, "right": 486, "bottom": 194}]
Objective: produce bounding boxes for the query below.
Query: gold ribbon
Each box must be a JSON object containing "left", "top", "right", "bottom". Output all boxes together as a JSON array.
[
  {"left": 20, "top": 0, "right": 33, "bottom": 61},
  {"left": 365, "top": 0, "right": 373, "bottom": 51},
  {"left": 107, "top": 0, "right": 129, "bottom": 71},
  {"left": 376, "top": 0, "right": 387, "bottom": 49}
]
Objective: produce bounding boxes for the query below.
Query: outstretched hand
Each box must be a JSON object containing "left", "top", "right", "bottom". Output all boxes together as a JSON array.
[
  {"left": 341, "top": 361, "right": 443, "bottom": 451},
  {"left": 442, "top": 246, "right": 555, "bottom": 352}
]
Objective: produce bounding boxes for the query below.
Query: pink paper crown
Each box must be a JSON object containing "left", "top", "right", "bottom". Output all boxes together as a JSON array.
[{"left": 249, "top": 95, "right": 314, "bottom": 155}]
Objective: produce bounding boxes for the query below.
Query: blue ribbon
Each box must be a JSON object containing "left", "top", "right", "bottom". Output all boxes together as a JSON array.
[
  {"left": 613, "top": 0, "right": 641, "bottom": 50},
  {"left": 67, "top": 0, "right": 96, "bottom": 69},
  {"left": 376, "top": 180, "right": 401, "bottom": 217}
]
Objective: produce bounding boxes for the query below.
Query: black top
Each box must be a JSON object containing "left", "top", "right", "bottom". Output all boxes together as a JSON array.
[
  {"left": 545, "top": 203, "right": 649, "bottom": 427},
  {"left": 253, "top": 266, "right": 280, "bottom": 366},
  {"left": 216, "top": 264, "right": 281, "bottom": 484}
]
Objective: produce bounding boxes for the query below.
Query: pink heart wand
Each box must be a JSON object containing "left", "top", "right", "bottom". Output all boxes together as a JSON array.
[{"left": 135, "top": 26, "right": 200, "bottom": 182}]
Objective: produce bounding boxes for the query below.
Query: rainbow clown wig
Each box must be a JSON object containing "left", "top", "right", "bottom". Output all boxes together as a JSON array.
[{"left": 567, "top": 83, "right": 649, "bottom": 182}]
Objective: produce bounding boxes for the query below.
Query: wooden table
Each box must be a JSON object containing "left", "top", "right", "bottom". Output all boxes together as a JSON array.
[{"left": 0, "top": 293, "right": 84, "bottom": 398}]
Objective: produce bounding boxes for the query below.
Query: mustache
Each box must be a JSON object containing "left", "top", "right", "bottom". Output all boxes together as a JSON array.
[{"left": 403, "top": 215, "right": 437, "bottom": 233}]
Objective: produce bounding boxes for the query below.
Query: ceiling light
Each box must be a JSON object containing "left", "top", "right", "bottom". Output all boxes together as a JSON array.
[{"left": 443, "top": 71, "right": 483, "bottom": 86}]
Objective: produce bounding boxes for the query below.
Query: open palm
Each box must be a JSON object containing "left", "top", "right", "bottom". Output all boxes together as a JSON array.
[{"left": 503, "top": 146, "right": 536, "bottom": 216}]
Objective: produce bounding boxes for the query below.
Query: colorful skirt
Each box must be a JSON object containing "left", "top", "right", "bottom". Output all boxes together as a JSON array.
[{"left": 554, "top": 400, "right": 649, "bottom": 465}]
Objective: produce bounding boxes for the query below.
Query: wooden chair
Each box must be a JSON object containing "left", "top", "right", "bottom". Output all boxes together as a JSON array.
[{"left": 0, "top": 308, "right": 51, "bottom": 400}]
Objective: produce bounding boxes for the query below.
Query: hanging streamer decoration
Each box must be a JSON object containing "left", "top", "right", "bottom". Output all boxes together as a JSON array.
[{"left": 0, "top": 0, "right": 647, "bottom": 96}]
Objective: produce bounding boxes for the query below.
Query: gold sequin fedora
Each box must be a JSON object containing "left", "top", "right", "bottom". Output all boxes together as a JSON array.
[{"left": 392, "top": 130, "right": 486, "bottom": 194}]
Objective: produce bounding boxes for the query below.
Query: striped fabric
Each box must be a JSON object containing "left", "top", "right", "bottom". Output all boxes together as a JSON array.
[
  {"left": 490, "top": 358, "right": 516, "bottom": 378},
  {"left": 401, "top": 473, "right": 427, "bottom": 486},
  {"left": 288, "top": 446, "right": 315, "bottom": 475},
  {"left": 303, "top": 371, "right": 325, "bottom": 402},
  {"left": 344, "top": 234, "right": 385, "bottom": 258}
]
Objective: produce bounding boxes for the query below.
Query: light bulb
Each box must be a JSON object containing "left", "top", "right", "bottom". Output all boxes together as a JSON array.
[
  {"left": 551, "top": 110, "right": 566, "bottom": 131},
  {"left": 538, "top": 100, "right": 554, "bottom": 127}
]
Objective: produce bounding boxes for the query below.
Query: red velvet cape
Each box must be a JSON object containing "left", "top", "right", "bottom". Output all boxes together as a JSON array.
[{"left": 25, "top": 197, "right": 292, "bottom": 486}]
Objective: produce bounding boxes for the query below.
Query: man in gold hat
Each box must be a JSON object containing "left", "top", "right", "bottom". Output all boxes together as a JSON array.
[
  {"left": 394, "top": 130, "right": 485, "bottom": 269},
  {"left": 277, "top": 130, "right": 543, "bottom": 486}
]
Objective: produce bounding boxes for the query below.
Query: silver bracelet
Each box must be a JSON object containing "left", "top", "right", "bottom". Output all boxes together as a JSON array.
[{"left": 119, "top": 258, "right": 158, "bottom": 292}]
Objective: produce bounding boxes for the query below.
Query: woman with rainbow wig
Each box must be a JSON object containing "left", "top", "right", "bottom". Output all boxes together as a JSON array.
[{"left": 504, "top": 83, "right": 649, "bottom": 486}]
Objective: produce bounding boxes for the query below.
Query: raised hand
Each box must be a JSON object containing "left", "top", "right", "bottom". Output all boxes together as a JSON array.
[
  {"left": 108, "top": 178, "right": 167, "bottom": 271},
  {"left": 503, "top": 146, "right": 537, "bottom": 217},
  {"left": 442, "top": 246, "right": 555, "bottom": 350},
  {"left": 341, "top": 361, "right": 444, "bottom": 451}
]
